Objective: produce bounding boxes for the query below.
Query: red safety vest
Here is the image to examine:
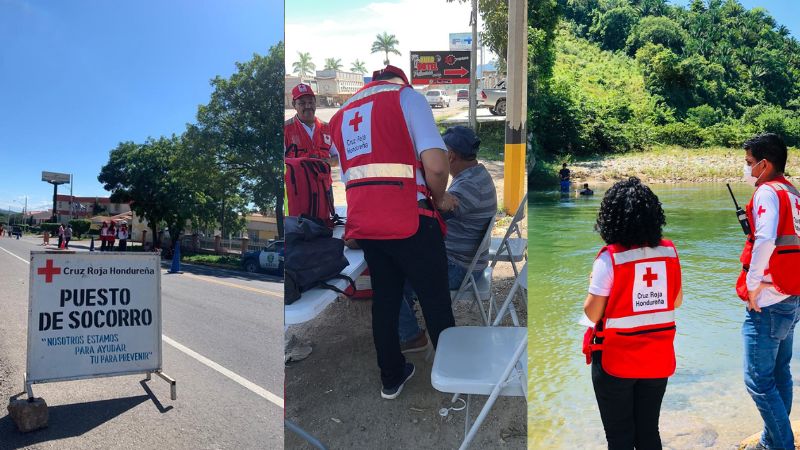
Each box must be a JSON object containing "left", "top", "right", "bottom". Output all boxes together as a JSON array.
[
  {"left": 736, "top": 177, "right": 800, "bottom": 299},
  {"left": 583, "top": 240, "right": 681, "bottom": 378},
  {"left": 284, "top": 116, "right": 332, "bottom": 159},
  {"left": 329, "top": 80, "right": 442, "bottom": 240}
]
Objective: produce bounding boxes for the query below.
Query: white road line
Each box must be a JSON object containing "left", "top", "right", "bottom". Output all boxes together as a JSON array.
[
  {"left": 161, "top": 335, "right": 284, "bottom": 408},
  {"left": 0, "top": 246, "right": 29, "bottom": 264},
  {"left": 0, "top": 244, "right": 284, "bottom": 409}
]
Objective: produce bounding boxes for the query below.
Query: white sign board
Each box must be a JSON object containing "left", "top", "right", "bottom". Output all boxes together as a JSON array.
[
  {"left": 41, "top": 171, "right": 71, "bottom": 184},
  {"left": 27, "top": 251, "right": 162, "bottom": 384},
  {"left": 449, "top": 32, "right": 474, "bottom": 51}
]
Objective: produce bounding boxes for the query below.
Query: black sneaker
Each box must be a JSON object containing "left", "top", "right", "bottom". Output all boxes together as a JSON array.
[{"left": 381, "top": 363, "right": 415, "bottom": 400}]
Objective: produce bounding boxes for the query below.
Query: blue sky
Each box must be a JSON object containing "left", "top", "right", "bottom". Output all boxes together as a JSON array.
[
  {"left": 0, "top": 0, "right": 283, "bottom": 213},
  {"left": 670, "top": 0, "right": 798, "bottom": 36}
]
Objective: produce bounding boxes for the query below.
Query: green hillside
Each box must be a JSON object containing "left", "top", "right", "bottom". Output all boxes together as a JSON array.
[{"left": 528, "top": 0, "right": 800, "bottom": 164}]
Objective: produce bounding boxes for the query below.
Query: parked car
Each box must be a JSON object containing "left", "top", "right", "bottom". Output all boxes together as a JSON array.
[
  {"left": 425, "top": 90, "right": 450, "bottom": 108},
  {"left": 242, "top": 240, "right": 284, "bottom": 274},
  {"left": 456, "top": 89, "right": 469, "bottom": 101},
  {"left": 478, "top": 80, "right": 506, "bottom": 116}
]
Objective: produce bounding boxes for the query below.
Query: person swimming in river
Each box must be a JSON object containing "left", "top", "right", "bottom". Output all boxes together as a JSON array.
[
  {"left": 582, "top": 177, "right": 683, "bottom": 449},
  {"left": 579, "top": 183, "right": 594, "bottom": 196}
]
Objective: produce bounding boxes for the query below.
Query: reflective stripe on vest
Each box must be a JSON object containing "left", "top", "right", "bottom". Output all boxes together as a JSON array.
[
  {"left": 771, "top": 183, "right": 800, "bottom": 197},
  {"left": 612, "top": 246, "right": 678, "bottom": 265},
  {"left": 341, "top": 84, "right": 404, "bottom": 109},
  {"left": 776, "top": 235, "right": 800, "bottom": 246},
  {"left": 343, "top": 163, "right": 415, "bottom": 183},
  {"left": 605, "top": 310, "right": 675, "bottom": 330}
]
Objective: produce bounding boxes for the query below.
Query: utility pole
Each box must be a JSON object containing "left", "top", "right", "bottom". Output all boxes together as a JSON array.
[
  {"left": 503, "top": 0, "right": 528, "bottom": 214},
  {"left": 468, "top": 0, "right": 478, "bottom": 130}
]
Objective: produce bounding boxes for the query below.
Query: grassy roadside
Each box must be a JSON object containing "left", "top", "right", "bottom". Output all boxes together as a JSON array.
[
  {"left": 531, "top": 145, "right": 800, "bottom": 187},
  {"left": 182, "top": 254, "right": 243, "bottom": 271}
]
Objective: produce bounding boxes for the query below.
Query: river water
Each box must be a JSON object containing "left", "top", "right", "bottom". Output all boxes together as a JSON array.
[{"left": 527, "top": 183, "right": 800, "bottom": 449}]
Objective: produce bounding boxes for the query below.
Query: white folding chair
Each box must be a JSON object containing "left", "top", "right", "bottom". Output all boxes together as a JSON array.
[
  {"left": 431, "top": 326, "right": 527, "bottom": 450},
  {"left": 489, "top": 193, "right": 528, "bottom": 278},
  {"left": 493, "top": 263, "right": 526, "bottom": 327},
  {"left": 450, "top": 217, "right": 496, "bottom": 326}
]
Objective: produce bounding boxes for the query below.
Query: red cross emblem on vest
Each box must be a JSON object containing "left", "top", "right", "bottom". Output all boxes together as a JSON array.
[
  {"left": 349, "top": 112, "right": 364, "bottom": 132},
  {"left": 758, "top": 205, "right": 767, "bottom": 217},
  {"left": 37, "top": 259, "right": 61, "bottom": 283},
  {"left": 642, "top": 266, "right": 658, "bottom": 287}
]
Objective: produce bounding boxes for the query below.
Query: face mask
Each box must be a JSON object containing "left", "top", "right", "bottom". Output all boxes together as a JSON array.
[{"left": 743, "top": 160, "right": 762, "bottom": 187}]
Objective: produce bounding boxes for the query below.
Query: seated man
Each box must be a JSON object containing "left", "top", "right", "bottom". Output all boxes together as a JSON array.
[
  {"left": 579, "top": 183, "right": 594, "bottom": 196},
  {"left": 399, "top": 126, "right": 498, "bottom": 352}
]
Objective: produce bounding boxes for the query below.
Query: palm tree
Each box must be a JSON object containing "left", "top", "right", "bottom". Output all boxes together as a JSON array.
[
  {"left": 351, "top": 59, "right": 367, "bottom": 74},
  {"left": 371, "top": 32, "right": 401, "bottom": 65},
  {"left": 292, "top": 52, "right": 315, "bottom": 77},
  {"left": 324, "top": 58, "right": 343, "bottom": 71}
]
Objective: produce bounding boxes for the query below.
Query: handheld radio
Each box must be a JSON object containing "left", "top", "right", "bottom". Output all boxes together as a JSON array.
[{"left": 726, "top": 183, "right": 751, "bottom": 236}]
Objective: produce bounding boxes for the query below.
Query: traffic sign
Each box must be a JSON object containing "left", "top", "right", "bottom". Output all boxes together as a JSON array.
[
  {"left": 26, "top": 251, "right": 163, "bottom": 390},
  {"left": 410, "top": 51, "right": 471, "bottom": 85}
]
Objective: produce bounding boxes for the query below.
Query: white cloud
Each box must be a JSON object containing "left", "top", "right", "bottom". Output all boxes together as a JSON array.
[{"left": 286, "top": 0, "right": 496, "bottom": 75}]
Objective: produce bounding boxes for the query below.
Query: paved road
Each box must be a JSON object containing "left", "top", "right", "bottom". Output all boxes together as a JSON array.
[{"left": 0, "top": 236, "right": 284, "bottom": 449}]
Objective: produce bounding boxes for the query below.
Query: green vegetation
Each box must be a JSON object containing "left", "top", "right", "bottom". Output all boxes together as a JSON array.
[
  {"left": 68, "top": 219, "right": 91, "bottom": 238},
  {"left": 523, "top": 0, "right": 800, "bottom": 178},
  {"left": 182, "top": 254, "right": 242, "bottom": 271}
]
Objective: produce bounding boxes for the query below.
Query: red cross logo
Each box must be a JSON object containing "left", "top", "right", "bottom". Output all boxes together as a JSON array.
[
  {"left": 642, "top": 267, "right": 658, "bottom": 287},
  {"left": 795, "top": 198, "right": 800, "bottom": 214},
  {"left": 758, "top": 205, "right": 767, "bottom": 217},
  {"left": 37, "top": 259, "right": 61, "bottom": 283},
  {"left": 349, "top": 112, "right": 363, "bottom": 132}
]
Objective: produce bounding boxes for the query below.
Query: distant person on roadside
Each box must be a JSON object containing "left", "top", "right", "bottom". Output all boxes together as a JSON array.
[
  {"left": 582, "top": 177, "right": 683, "bottom": 449},
  {"left": 42, "top": 230, "right": 49, "bottom": 246},
  {"left": 580, "top": 183, "right": 594, "bottom": 196},
  {"left": 108, "top": 222, "right": 117, "bottom": 251},
  {"left": 99, "top": 221, "right": 109, "bottom": 251},
  {"left": 736, "top": 133, "right": 800, "bottom": 450},
  {"left": 57, "top": 224, "right": 64, "bottom": 248},
  {"left": 64, "top": 224, "right": 72, "bottom": 249},
  {"left": 118, "top": 223, "right": 129, "bottom": 251},
  {"left": 330, "top": 65, "right": 457, "bottom": 399},
  {"left": 560, "top": 163, "right": 571, "bottom": 192},
  {"left": 398, "top": 126, "right": 497, "bottom": 353}
]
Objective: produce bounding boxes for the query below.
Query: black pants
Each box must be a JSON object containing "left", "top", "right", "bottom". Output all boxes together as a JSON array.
[
  {"left": 358, "top": 215, "right": 456, "bottom": 388},
  {"left": 591, "top": 352, "right": 668, "bottom": 450}
]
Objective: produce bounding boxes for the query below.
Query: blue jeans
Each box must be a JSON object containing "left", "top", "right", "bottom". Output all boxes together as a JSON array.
[
  {"left": 743, "top": 296, "right": 800, "bottom": 450},
  {"left": 398, "top": 261, "right": 479, "bottom": 343}
]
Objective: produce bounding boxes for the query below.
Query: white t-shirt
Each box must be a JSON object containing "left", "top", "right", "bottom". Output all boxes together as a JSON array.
[
  {"left": 329, "top": 86, "right": 446, "bottom": 200},
  {"left": 748, "top": 184, "right": 789, "bottom": 307},
  {"left": 589, "top": 250, "right": 614, "bottom": 296},
  {"left": 300, "top": 120, "right": 315, "bottom": 140}
]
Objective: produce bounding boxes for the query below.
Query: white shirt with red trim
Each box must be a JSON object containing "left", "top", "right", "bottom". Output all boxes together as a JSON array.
[
  {"left": 749, "top": 184, "right": 789, "bottom": 307},
  {"left": 589, "top": 250, "right": 614, "bottom": 296}
]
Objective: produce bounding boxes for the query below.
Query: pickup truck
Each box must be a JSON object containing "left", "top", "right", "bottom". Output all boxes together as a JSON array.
[
  {"left": 242, "top": 240, "right": 284, "bottom": 274},
  {"left": 478, "top": 80, "right": 506, "bottom": 116}
]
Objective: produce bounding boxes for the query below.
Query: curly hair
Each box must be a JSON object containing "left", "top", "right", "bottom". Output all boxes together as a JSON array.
[{"left": 596, "top": 177, "right": 666, "bottom": 248}]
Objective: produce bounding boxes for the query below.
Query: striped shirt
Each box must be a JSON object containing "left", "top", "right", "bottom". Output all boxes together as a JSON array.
[{"left": 446, "top": 164, "right": 497, "bottom": 269}]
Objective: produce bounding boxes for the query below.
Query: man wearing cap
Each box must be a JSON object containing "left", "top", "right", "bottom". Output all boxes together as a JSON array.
[
  {"left": 329, "top": 65, "right": 458, "bottom": 400},
  {"left": 284, "top": 83, "right": 333, "bottom": 160},
  {"left": 398, "top": 126, "right": 498, "bottom": 353}
]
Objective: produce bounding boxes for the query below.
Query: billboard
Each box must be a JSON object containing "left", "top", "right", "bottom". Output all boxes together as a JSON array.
[
  {"left": 41, "top": 171, "right": 70, "bottom": 184},
  {"left": 410, "top": 51, "right": 471, "bottom": 85},
  {"left": 26, "top": 252, "right": 162, "bottom": 385},
  {"left": 449, "top": 32, "right": 474, "bottom": 51}
]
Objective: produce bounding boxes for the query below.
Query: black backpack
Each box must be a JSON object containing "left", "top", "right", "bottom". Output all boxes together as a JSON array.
[{"left": 283, "top": 215, "right": 355, "bottom": 305}]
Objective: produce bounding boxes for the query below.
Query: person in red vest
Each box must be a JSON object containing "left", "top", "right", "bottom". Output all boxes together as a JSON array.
[
  {"left": 284, "top": 83, "right": 333, "bottom": 160},
  {"left": 737, "top": 133, "right": 800, "bottom": 450},
  {"left": 329, "top": 65, "right": 458, "bottom": 400},
  {"left": 582, "top": 177, "right": 683, "bottom": 449}
]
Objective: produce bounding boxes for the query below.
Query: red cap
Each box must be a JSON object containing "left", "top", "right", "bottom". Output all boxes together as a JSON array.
[
  {"left": 372, "top": 65, "right": 409, "bottom": 85},
  {"left": 292, "top": 83, "right": 315, "bottom": 101}
]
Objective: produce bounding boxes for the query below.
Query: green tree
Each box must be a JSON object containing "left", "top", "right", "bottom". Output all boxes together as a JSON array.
[
  {"left": 292, "top": 51, "right": 315, "bottom": 77},
  {"left": 626, "top": 16, "right": 688, "bottom": 56},
  {"left": 324, "top": 58, "right": 343, "bottom": 71},
  {"left": 350, "top": 59, "right": 367, "bottom": 74},
  {"left": 194, "top": 42, "right": 286, "bottom": 236},
  {"left": 68, "top": 219, "right": 91, "bottom": 239},
  {"left": 589, "top": 6, "right": 641, "bottom": 52},
  {"left": 370, "top": 32, "right": 401, "bottom": 65}
]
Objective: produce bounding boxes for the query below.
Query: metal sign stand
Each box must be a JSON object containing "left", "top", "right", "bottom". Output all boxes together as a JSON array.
[{"left": 24, "top": 369, "right": 177, "bottom": 401}]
